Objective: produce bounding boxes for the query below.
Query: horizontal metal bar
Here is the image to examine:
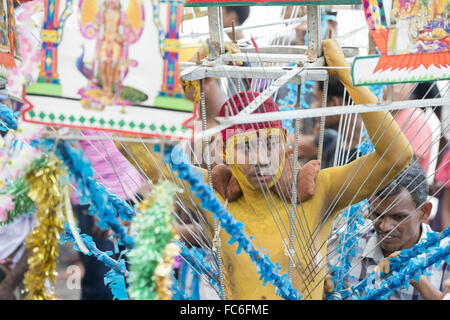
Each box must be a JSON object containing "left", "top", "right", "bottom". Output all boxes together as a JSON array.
[
  {"left": 180, "top": 62, "right": 329, "bottom": 83},
  {"left": 239, "top": 45, "right": 360, "bottom": 58},
  {"left": 196, "top": 97, "right": 450, "bottom": 139},
  {"left": 236, "top": 66, "right": 305, "bottom": 116},
  {"left": 220, "top": 97, "right": 450, "bottom": 124},
  {"left": 40, "top": 131, "right": 173, "bottom": 144},
  {"left": 180, "top": 17, "right": 307, "bottom": 39},
  {"left": 220, "top": 52, "right": 308, "bottom": 64}
]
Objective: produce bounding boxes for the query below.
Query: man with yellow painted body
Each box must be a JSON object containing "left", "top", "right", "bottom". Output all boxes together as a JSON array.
[
  {"left": 122, "top": 39, "right": 414, "bottom": 299},
  {"left": 204, "top": 39, "right": 412, "bottom": 300}
]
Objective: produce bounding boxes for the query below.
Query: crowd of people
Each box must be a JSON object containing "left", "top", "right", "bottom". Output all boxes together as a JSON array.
[{"left": 0, "top": 5, "right": 449, "bottom": 301}]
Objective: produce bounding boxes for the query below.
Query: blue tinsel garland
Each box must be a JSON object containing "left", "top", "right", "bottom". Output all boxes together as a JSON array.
[
  {"left": 49, "top": 140, "right": 135, "bottom": 248},
  {"left": 361, "top": 239, "right": 450, "bottom": 300},
  {"left": 177, "top": 242, "right": 220, "bottom": 298},
  {"left": 171, "top": 272, "right": 192, "bottom": 300},
  {"left": 387, "top": 227, "right": 450, "bottom": 273},
  {"left": 351, "top": 227, "right": 450, "bottom": 299},
  {"left": 328, "top": 133, "right": 374, "bottom": 299},
  {"left": 328, "top": 84, "right": 385, "bottom": 299},
  {"left": 348, "top": 82, "right": 446, "bottom": 300},
  {"left": 104, "top": 261, "right": 129, "bottom": 300},
  {"left": 329, "top": 201, "right": 367, "bottom": 299},
  {"left": 0, "top": 103, "right": 19, "bottom": 132},
  {"left": 61, "top": 224, "right": 129, "bottom": 300}
]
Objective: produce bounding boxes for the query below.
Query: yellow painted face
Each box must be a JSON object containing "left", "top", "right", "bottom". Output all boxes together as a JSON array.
[{"left": 224, "top": 128, "right": 287, "bottom": 190}]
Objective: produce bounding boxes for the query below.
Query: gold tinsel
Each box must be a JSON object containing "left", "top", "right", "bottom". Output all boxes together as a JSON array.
[
  {"left": 182, "top": 80, "right": 201, "bottom": 104},
  {"left": 113, "top": 135, "right": 164, "bottom": 184},
  {"left": 154, "top": 242, "right": 181, "bottom": 300},
  {"left": 23, "top": 155, "right": 66, "bottom": 300},
  {"left": 141, "top": 184, "right": 181, "bottom": 300}
]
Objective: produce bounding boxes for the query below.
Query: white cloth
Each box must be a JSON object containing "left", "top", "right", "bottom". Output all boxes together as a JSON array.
[{"left": 0, "top": 215, "right": 36, "bottom": 267}]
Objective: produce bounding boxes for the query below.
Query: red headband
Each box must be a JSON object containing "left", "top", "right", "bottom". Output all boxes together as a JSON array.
[{"left": 218, "top": 91, "right": 282, "bottom": 142}]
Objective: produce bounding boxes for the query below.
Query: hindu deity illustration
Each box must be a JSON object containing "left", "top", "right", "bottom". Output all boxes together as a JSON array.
[
  {"left": 0, "top": 1, "right": 10, "bottom": 51},
  {"left": 77, "top": 0, "right": 147, "bottom": 111},
  {"left": 0, "top": 0, "right": 19, "bottom": 69},
  {"left": 388, "top": 0, "right": 449, "bottom": 55},
  {"left": 353, "top": 0, "right": 449, "bottom": 85}
]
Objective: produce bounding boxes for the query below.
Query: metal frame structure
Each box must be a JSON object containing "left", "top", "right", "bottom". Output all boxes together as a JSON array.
[
  {"left": 177, "top": 4, "right": 450, "bottom": 298},
  {"left": 182, "top": 4, "right": 329, "bottom": 293}
]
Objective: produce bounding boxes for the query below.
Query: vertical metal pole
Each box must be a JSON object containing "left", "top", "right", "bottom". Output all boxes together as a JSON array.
[
  {"left": 317, "top": 78, "right": 328, "bottom": 165},
  {"left": 288, "top": 84, "right": 302, "bottom": 280},
  {"left": 306, "top": 6, "right": 322, "bottom": 61},
  {"left": 207, "top": 7, "right": 224, "bottom": 56},
  {"left": 307, "top": 6, "right": 326, "bottom": 167},
  {"left": 206, "top": 7, "right": 226, "bottom": 300},
  {"left": 206, "top": 6, "right": 225, "bottom": 298},
  {"left": 231, "top": 20, "right": 241, "bottom": 93},
  {"left": 200, "top": 79, "right": 227, "bottom": 300}
]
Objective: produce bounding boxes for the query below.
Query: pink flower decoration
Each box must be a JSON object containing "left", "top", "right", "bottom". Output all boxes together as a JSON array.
[
  {"left": 0, "top": 209, "right": 7, "bottom": 222},
  {"left": 0, "top": 195, "right": 14, "bottom": 222}
]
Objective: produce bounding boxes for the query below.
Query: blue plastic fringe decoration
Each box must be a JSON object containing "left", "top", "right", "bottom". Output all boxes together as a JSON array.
[
  {"left": 387, "top": 228, "right": 449, "bottom": 272},
  {"left": 43, "top": 140, "right": 136, "bottom": 248},
  {"left": 329, "top": 123, "right": 375, "bottom": 299},
  {"left": 328, "top": 201, "right": 367, "bottom": 300},
  {"left": 178, "top": 242, "right": 220, "bottom": 296},
  {"left": 61, "top": 224, "right": 129, "bottom": 276},
  {"left": 177, "top": 260, "right": 200, "bottom": 300},
  {"left": 104, "top": 260, "right": 129, "bottom": 300},
  {"left": 353, "top": 226, "right": 450, "bottom": 300},
  {"left": 61, "top": 224, "right": 129, "bottom": 300},
  {"left": 156, "top": 144, "right": 302, "bottom": 300},
  {"left": 171, "top": 272, "right": 191, "bottom": 300},
  {"left": 0, "top": 103, "right": 19, "bottom": 132},
  {"left": 276, "top": 79, "right": 314, "bottom": 138},
  {"left": 361, "top": 237, "right": 450, "bottom": 300},
  {"left": 368, "top": 84, "right": 387, "bottom": 101}
]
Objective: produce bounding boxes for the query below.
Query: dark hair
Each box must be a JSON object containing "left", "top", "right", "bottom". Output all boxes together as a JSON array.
[
  {"left": 224, "top": 6, "right": 250, "bottom": 25},
  {"left": 318, "top": 75, "right": 351, "bottom": 103},
  {"left": 410, "top": 81, "right": 442, "bottom": 118},
  {"left": 411, "top": 81, "right": 441, "bottom": 100},
  {"left": 375, "top": 162, "right": 428, "bottom": 208}
]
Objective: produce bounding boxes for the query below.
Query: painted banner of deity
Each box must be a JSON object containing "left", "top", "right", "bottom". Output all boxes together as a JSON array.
[
  {"left": 387, "top": 0, "right": 449, "bottom": 55},
  {"left": 77, "top": 0, "right": 146, "bottom": 111},
  {"left": 184, "top": 0, "right": 360, "bottom": 6},
  {"left": 21, "top": 0, "right": 195, "bottom": 140},
  {"left": 0, "top": 0, "right": 19, "bottom": 70},
  {"left": 352, "top": 0, "right": 449, "bottom": 85}
]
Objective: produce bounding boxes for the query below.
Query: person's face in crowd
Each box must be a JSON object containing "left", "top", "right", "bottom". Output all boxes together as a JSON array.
[
  {"left": 283, "top": 6, "right": 307, "bottom": 19},
  {"left": 221, "top": 7, "right": 248, "bottom": 41},
  {"left": 369, "top": 188, "right": 432, "bottom": 256},
  {"left": 384, "top": 83, "right": 416, "bottom": 101},
  {"left": 227, "top": 130, "right": 286, "bottom": 189},
  {"left": 311, "top": 83, "right": 343, "bottom": 130},
  {"left": 324, "top": 19, "right": 338, "bottom": 39},
  {"left": 222, "top": 8, "right": 239, "bottom": 28}
]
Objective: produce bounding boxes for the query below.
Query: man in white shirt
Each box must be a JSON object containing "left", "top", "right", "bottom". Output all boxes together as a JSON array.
[
  {"left": 0, "top": 215, "right": 36, "bottom": 299},
  {"left": 326, "top": 162, "right": 449, "bottom": 300}
]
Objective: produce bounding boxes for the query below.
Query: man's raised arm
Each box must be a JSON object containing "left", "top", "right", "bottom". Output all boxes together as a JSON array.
[{"left": 320, "top": 39, "right": 414, "bottom": 213}]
